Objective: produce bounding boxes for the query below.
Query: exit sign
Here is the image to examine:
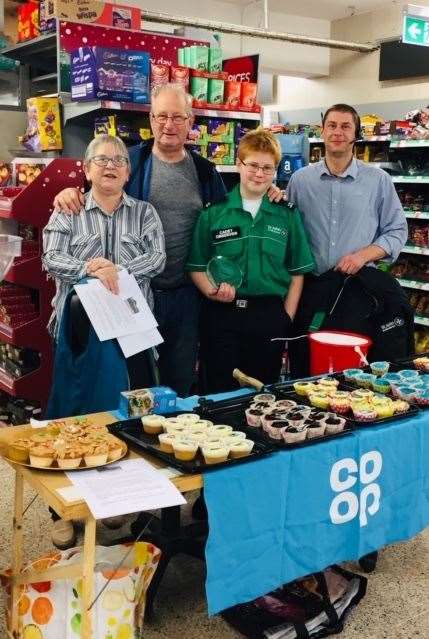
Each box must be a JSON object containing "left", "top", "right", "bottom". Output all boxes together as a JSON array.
[{"left": 403, "top": 14, "right": 429, "bottom": 46}]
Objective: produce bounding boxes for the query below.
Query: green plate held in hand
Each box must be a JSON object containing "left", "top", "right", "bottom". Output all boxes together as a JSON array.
[{"left": 206, "top": 256, "right": 243, "bottom": 289}]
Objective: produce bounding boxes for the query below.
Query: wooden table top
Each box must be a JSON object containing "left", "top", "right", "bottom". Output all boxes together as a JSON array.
[{"left": 0, "top": 412, "right": 203, "bottom": 520}]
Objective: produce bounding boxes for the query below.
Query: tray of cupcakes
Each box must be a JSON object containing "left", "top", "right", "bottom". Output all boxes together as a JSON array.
[
  {"left": 198, "top": 389, "right": 354, "bottom": 449},
  {"left": 340, "top": 361, "right": 428, "bottom": 412},
  {"left": 107, "top": 412, "right": 275, "bottom": 473},
  {"left": 0, "top": 418, "right": 127, "bottom": 470}
]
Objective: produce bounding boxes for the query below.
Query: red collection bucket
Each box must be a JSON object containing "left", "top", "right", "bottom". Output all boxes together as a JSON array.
[{"left": 309, "top": 330, "right": 372, "bottom": 376}]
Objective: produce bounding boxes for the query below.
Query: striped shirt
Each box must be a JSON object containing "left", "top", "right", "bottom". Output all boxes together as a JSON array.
[{"left": 43, "top": 190, "right": 166, "bottom": 339}]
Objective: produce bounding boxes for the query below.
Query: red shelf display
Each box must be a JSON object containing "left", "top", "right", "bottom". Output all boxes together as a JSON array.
[{"left": 0, "top": 159, "right": 84, "bottom": 410}]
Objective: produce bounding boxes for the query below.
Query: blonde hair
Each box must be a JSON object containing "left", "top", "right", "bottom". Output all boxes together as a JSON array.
[
  {"left": 84, "top": 135, "right": 130, "bottom": 165},
  {"left": 151, "top": 82, "right": 193, "bottom": 117},
  {"left": 237, "top": 129, "right": 281, "bottom": 166}
]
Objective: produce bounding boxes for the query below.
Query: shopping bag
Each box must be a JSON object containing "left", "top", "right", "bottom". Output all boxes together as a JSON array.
[
  {"left": 1, "top": 542, "right": 161, "bottom": 638},
  {"left": 222, "top": 565, "right": 367, "bottom": 639}
]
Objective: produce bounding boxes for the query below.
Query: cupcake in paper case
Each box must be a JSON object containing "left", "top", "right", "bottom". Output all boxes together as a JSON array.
[
  {"left": 329, "top": 396, "right": 351, "bottom": 415},
  {"left": 396, "top": 385, "right": 418, "bottom": 402},
  {"left": 283, "top": 425, "right": 307, "bottom": 444},
  {"left": 172, "top": 438, "right": 199, "bottom": 461},
  {"left": 398, "top": 369, "right": 420, "bottom": 382},
  {"left": 251, "top": 400, "right": 274, "bottom": 411},
  {"left": 317, "top": 377, "right": 340, "bottom": 390},
  {"left": 414, "top": 356, "right": 429, "bottom": 372},
  {"left": 293, "top": 381, "right": 316, "bottom": 396},
  {"left": 245, "top": 407, "right": 264, "bottom": 427},
  {"left": 266, "top": 419, "right": 290, "bottom": 440},
  {"left": 370, "top": 361, "right": 390, "bottom": 377},
  {"left": 176, "top": 413, "right": 200, "bottom": 423},
  {"left": 225, "top": 430, "right": 247, "bottom": 445},
  {"left": 289, "top": 404, "right": 312, "bottom": 416},
  {"left": 261, "top": 410, "right": 289, "bottom": 431},
  {"left": 308, "top": 392, "right": 330, "bottom": 410},
  {"left": 56, "top": 444, "right": 84, "bottom": 469},
  {"left": 141, "top": 414, "right": 166, "bottom": 435},
  {"left": 343, "top": 367, "right": 363, "bottom": 383},
  {"left": 372, "top": 376, "right": 391, "bottom": 394},
  {"left": 352, "top": 406, "right": 377, "bottom": 422},
  {"left": 354, "top": 372, "right": 376, "bottom": 389},
  {"left": 416, "top": 389, "right": 429, "bottom": 406},
  {"left": 323, "top": 413, "right": 346, "bottom": 434},
  {"left": 164, "top": 423, "right": 188, "bottom": 436},
  {"left": 83, "top": 442, "right": 108, "bottom": 466},
  {"left": 350, "top": 388, "right": 374, "bottom": 401},
  {"left": 272, "top": 399, "right": 297, "bottom": 411},
  {"left": 229, "top": 439, "right": 255, "bottom": 458},
  {"left": 29, "top": 442, "right": 55, "bottom": 468},
  {"left": 372, "top": 398, "right": 395, "bottom": 418},
  {"left": 392, "top": 399, "right": 410, "bottom": 414},
  {"left": 253, "top": 393, "right": 276, "bottom": 404},
  {"left": 202, "top": 442, "right": 230, "bottom": 464},
  {"left": 210, "top": 424, "right": 233, "bottom": 437},
  {"left": 304, "top": 418, "right": 326, "bottom": 439},
  {"left": 7, "top": 438, "right": 31, "bottom": 463},
  {"left": 158, "top": 433, "right": 176, "bottom": 453},
  {"left": 308, "top": 409, "right": 329, "bottom": 422},
  {"left": 286, "top": 412, "right": 307, "bottom": 430}
]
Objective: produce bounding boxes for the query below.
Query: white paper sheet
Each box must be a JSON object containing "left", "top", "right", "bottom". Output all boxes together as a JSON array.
[
  {"left": 74, "top": 271, "right": 157, "bottom": 341},
  {"left": 56, "top": 485, "right": 83, "bottom": 503},
  {"left": 66, "top": 458, "right": 186, "bottom": 519},
  {"left": 118, "top": 326, "right": 163, "bottom": 358}
]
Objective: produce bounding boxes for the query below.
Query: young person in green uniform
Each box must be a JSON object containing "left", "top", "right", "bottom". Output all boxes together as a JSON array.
[{"left": 186, "top": 130, "right": 315, "bottom": 392}]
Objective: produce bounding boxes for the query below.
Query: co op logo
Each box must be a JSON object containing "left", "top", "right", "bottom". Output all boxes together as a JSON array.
[{"left": 329, "top": 451, "right": 382, "bottom": 527}]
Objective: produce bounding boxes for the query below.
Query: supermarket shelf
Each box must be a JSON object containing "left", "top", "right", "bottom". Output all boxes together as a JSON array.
[
  {"left": 0, "top": 316, "right": 45, "bottom": 349},
  {"left": 401, "top": 245, "right": 429, "bottom": 256},
  {"left": 390, "top": 140, "right": 429, "bottom": 148},
  {"left": 396, "top": 278, "right": 429, "bottom": 291},
  {"left": 415, "top": 316, "right": 429, "bottom": 327},
  {"left": 0, "top": 33, "right": 56, "bottom": 69},
  {"left": 392, "top": 176, "right": 429, "bottom": 183},
  {"left": 404, "top": 211, "right": 429, "bottom": 220},
  {"left": 62, "top": 99, "right": 261, "bottom": 124},
  {"left": 0, "top": 366, "right": 40, "bottom": 397},
  {"left": 4, "top": 256, "right": 45, "bottom": 289},
  {"left": 32, "top": 71, "right": 58, "bottom": 84},
  {"left": 215, "top": 165, "right": 237, "bottom": 173}
]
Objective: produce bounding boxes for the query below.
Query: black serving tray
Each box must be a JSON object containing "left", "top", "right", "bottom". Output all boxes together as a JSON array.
[
  {"left": 198, "top": 392, "right": 354, "bottom": 449},
  {"left": 107, "top": 417, "right": 275, "bottom": 474}
]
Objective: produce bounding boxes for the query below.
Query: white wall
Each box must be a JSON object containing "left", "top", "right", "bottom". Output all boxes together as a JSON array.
[
  {"left": 277, "top": 3, "right": 429, "bottom": 119},
  {"left": 126, "top": 0, "right": 331, "bottom": 76}
]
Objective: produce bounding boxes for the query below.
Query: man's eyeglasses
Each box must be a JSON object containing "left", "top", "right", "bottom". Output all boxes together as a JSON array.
[
  {"left": 151, "top": 113, "right": 189, "bottom": 125},
  {"left": 240, "top": 160, "right": 276, "bottom": 175},
  {"left": 91, "top": 155, "right": 129, "bottom": 167}
]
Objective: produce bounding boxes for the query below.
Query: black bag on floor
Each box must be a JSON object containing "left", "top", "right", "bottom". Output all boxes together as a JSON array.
[{"left": 222, "top": 565, "right": 367, "bottom": 639}]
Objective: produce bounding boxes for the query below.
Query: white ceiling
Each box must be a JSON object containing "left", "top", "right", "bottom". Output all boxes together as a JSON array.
[{"left": 221, "top": 0, "right": 402, "bottom": 21}]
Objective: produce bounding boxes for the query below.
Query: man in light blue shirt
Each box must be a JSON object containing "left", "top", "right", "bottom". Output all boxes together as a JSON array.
[{"left": 287, "top": 105, "right": 407, "bottom": 275}]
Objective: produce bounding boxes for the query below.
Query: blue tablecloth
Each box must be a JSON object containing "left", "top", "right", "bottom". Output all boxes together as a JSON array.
[{"left": 203, "top": 404, "right": 429, "bottom": 615}]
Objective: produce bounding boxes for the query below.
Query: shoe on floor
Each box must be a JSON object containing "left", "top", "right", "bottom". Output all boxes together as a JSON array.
[
  {"left": 102, "top": 515, "right": 127, "bottom": 530},
  {"left": 51, "top": 519, "right": 76, "bottom": 550}
]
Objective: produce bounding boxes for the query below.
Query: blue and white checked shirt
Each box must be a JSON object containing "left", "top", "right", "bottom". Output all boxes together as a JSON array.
[
  {"left": 287, "top": 158, "right": 407, "bottom": 275},
  {"left": 43, "top": 190, "right": 166, "bottom": 338}
]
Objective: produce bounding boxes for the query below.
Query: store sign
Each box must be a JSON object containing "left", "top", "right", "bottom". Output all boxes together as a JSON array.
[
  {"left": 54, "top": 0, "right": 141, "bottom": 29},
  {"left": 402, "top": 13, "right": 429, "bottom": 46},
  {"left": 222, "top": 54, "right": 259, "bottom": 83}
]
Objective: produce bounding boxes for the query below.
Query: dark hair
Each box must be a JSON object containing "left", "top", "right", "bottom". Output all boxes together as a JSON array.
[{"left": 322, "top": 104, "right": 361, "bottom": 140}]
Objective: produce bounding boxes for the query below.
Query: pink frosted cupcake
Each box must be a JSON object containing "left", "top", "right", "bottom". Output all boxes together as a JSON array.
[{"left": 352, "top": 407, "right": 377, "bottom": 422}]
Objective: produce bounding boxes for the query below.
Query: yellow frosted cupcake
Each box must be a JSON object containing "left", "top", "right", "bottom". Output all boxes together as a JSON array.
[
  {"left": 172, "top": 438, "right": 198, "bottom": 461},
  {"left": 229, "top": 439, "right": 254, "bottom": 458},
  {"left": 309, "top": 392, "right": 330, "bottom": 410},
  {"left": 202, "top": 443, "right": 230, "bottom": 464}
]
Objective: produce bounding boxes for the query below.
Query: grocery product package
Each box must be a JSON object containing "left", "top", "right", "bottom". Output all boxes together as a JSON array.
[
  {"left": 19, "top": 97, "right": 62, "bottom": 152},
  {"left": 2, "top": 542, "right": 161, "bottom": 638}
]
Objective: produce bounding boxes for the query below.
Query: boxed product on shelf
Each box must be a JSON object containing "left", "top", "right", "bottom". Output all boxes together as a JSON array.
[
  {"left": 171, "top": 66, "right": 190, "bottom": 92},
  {"left": 150, "top": 62, "right": 170, "bottom": 91},
  {"left": 208, "top": 78, "right": 225, "bottom": 105},
  {"left": 94, "top": 115, "right": 117, "bottom": 137},
  {"left": 208, "top": 47, "right": 223, "bottom": 73},
  {"left": 207, "top": 119, "right": 235, "bottom": 143},
  {"left": 409, "top": 291, "right": 429, "bottom": 317},
  {"left": 187, "top": 123, "right": 208, "bottom": 144},
  {"left": 190, "top": 76, "right": 208, "bottom": 106},
  {"left": 185, "top": 143, "right": 208, "bottom": 158},
  {"left": 20, "top": 97, "right": 62, "bottom": 152},
  {"left": 17, "top": 1, "right": 40, "bottom": 42},
  {"left": 0, "top": 163, "right": 12, "bottom": 187},
  {"left": 207, "top": 142, "right": 235, "bottom": 165},
  {"left": 71, "top": 46, "right": 150, "bottom": 103},
  {"left": 188, "top": 45, "right": 209, "bottom": 71},
  {"left": 408, "top": 223, "right": 429, "bottom": 247},
  {"left": 224, "top": 81, "right": 241, "bottom": 109},
  {"left": 240, "top": 82, "right": 258, "bottom": 110},
  {"left": 15, "top": 163, "right": 45, "bottom": 187},
  {"left": 39, "top": 0, "right": 56, "bottom": 33},
  {"left": 235, "top": 123, "right": 252, "bottom": 144}
]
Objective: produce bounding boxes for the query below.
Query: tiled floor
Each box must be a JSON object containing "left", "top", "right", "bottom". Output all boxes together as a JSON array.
[{"left": 0, "top": 461, "right": 427, "bottom": 638}]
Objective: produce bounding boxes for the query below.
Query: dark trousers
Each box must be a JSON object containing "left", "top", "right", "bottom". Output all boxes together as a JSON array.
[
  {"left": 153, "top": 285, "right": 201, "bottom": 397},
  {"left": 200, "top": 296, "right": 291, "bottom": 394}
]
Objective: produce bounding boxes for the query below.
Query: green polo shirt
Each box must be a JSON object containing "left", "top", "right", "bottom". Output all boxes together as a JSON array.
[{"left": 186, "top": 184, "right": 315, "bottom": 297}]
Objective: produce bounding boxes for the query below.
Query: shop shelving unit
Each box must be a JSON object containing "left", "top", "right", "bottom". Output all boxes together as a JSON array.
[{"left": 0, "top": 159, "right": 84, "bottom": 409}]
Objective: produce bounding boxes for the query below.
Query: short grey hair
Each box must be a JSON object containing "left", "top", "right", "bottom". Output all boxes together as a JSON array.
[
  {"left": 151, "top": 82, "right": 193, "bottom": 117},
  {"left": 84, "top": 135, "right": 130, "bottom": 165}
]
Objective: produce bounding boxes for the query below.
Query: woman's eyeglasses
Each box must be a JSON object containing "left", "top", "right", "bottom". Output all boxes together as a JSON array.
[{"left": 91, "top": 155, "right": 129, "bottom": 167}]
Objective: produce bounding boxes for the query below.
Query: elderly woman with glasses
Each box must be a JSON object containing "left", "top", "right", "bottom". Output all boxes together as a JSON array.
[{"left": 43, "top": 134, "right": 166, "bottom": 340}]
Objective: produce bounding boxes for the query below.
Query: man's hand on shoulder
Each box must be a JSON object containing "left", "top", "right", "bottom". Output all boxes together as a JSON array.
[
  {"left": 53, "top": 187, "right": 85, "bottom": 215},
  {"left": 266, "top": 184, "right": 286, "bottom": 203}
]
